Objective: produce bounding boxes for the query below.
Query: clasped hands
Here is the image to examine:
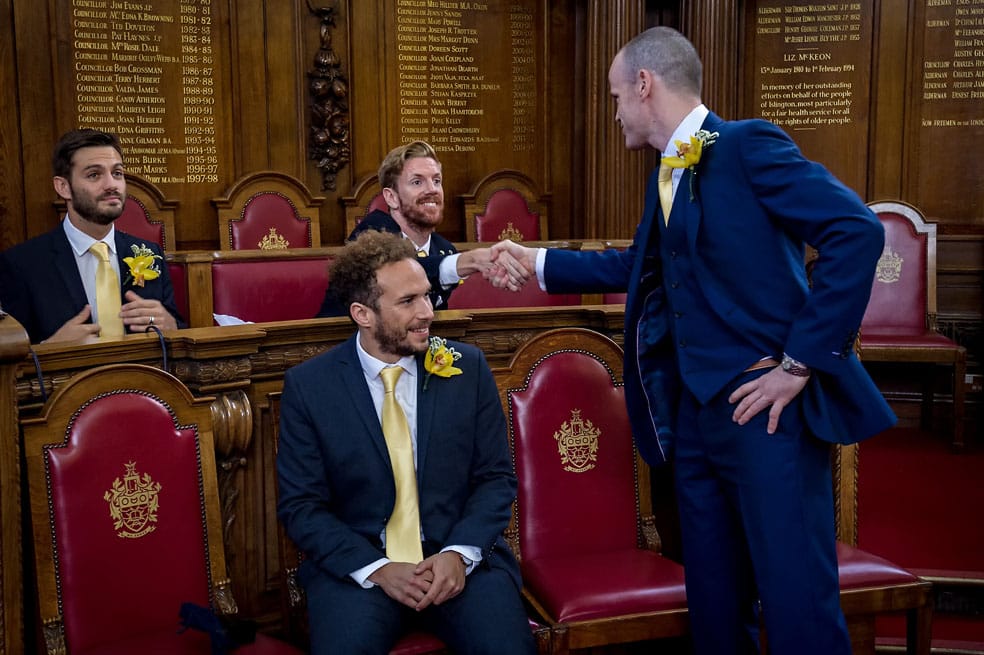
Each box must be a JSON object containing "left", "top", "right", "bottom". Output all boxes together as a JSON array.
[{"left": 370, "top": 551, "right": 466, "bottom": 611}]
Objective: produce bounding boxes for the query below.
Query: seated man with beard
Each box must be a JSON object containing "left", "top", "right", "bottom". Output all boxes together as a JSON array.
[
  {"left": 0, "top": 128, "right": 185, "bottom": 344},
  {"left": 316, "top": 141, "right": 524, "bottom": 317}
]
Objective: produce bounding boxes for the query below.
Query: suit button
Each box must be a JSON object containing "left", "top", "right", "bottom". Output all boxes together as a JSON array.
[
  {"left": 671, "top": 281, "right": 679, "bottom": 289},
  {"left": 679, "top": 340, "right": 687, "bottom": 348},
  {"left": 674, "top": 312, "right": 683, "bottom": 319}
]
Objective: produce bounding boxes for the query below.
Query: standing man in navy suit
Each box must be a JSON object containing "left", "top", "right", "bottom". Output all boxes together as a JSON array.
[
  {"left": 278, "top": 230, "right": 535, "bottom": 655},
  {"left": 0, "top": 129, "right": 184, "bottom": 343},
  {"left": 493, "top": 27, "right": 895, "bottom": 655},
  {"left": 316, "top": 141, "right": 524, "bottom": 317}
]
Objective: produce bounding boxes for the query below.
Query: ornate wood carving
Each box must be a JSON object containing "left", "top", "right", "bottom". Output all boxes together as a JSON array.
[{"left": 306, "top": 1, "right": 350, "bottom": 191}]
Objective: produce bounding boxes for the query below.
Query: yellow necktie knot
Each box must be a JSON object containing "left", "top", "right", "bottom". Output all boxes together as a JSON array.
[
  {"left": 379, "top": 366, "right": 423, "bottom": 563},
  {"left": 88, "top": 242, "right": 124, "bottom": 338}
]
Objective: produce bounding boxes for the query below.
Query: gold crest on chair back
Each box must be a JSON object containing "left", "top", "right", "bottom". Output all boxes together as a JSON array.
[
  {"left": 23, "top": 364, "right": 302, "bottom": 654},
  {"left": 214, "top": 171, "right": 325, "bottom": 250},
  {"left": 862, "top": 200, "right": 967, "bottom": 449},
  {"left": 461, "top": 169, "right": 549, "bottom": 242},
  {"left": 495, "top": 328, "right": 688, "bottom": 655}
]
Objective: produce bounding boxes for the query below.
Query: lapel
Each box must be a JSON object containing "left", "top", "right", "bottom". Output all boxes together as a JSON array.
[
  {"left": 414, "top": 352, "right": 435, "bottom": 481},
  {"left": 337, "top": 336, "right": 393, "bottom": 464},
  {"left": 683, "top": 112, "right": 726, "bottom": 257},
  {"left": 115, "top": 231, "right": 131, "bottom": 297},
  {"left": 49, "top": 227, "right": 89, "bottom": 310}
]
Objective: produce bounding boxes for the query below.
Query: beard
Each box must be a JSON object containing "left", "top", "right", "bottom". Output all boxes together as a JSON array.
[
  {"left": 70, "top": 186, "right": 126, "bottom": 226},
  {"left": 372, "top": 316, "right": 430, "bottom": 358},
  {"left": 398, "top": 192, "right": 443, "bottom": 231}
]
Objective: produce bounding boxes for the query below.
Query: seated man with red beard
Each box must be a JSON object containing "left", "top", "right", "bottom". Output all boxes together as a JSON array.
[
  {"left": 0, "top": 128, "right": 185, "bottom": 343},
  {"left": 317, "top": 140, "right": 522, "bottom": 317}
]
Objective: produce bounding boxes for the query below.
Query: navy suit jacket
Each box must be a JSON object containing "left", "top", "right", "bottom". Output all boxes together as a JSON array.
[
  {"left": 276, "top": 334, "right": 521, "bottom": 588},
  {"left": 0, "top": 224, "right": 185, "bottom": 343},
  {"left": 315, "top": 210, "right": 460, "bottom": 317},
  {"left": 544, "top": 113, "right": 895, "bottom": 465}
]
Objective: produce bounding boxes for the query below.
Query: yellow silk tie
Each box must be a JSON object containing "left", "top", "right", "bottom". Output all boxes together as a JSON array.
[
  {"left": 89, "top": 241, "right": 124, "bottom": 338},
  {"left": 658, "top": 162, "right": 673, "bottom": 226},
  {"left": 380, "top": 366, "right": 423, "bottom": 563},
  {"left": 416, "top": 249, "right": 427, "bottom": 258}
]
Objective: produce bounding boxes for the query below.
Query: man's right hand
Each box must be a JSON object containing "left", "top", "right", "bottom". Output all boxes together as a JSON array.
[
  {"left": 367, "top": 562, "right": 434, "bottom": 609},
  {"left": 43, "top": 305, "right": 101, "bottom": 344},
  {"left": 489, "top": 240, "right": 537, "bottom": 290}
]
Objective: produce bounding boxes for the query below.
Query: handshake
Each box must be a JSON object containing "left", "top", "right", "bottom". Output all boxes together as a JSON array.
[{"left": 460, "top": 240, "right": 538, "bottom": 292}]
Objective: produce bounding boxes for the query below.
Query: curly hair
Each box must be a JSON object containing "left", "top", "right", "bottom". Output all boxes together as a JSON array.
[
  {"left": 377, "top": 141, "right": 440, "bottom": 191},
  {"left": 328, "top": 230, "right": 417, "bottom": 312},
  {"left": 52, "top": 129, "right": 123, "bottom": 179}
]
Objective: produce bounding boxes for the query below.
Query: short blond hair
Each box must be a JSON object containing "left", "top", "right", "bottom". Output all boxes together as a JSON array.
[{"left": 378, "top": 141, "right": 440, "bottom": 190}]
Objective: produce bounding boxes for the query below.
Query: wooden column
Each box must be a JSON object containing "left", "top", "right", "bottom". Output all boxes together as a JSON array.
[
  {"left": 680, "top": 0, "right": 741, "bottom": 120},
  {"left": 583, "top": 1, "right": 649, "bottom": 239},
  {"left": 0, "top": 315, "right": 29, "bottom": 655}
]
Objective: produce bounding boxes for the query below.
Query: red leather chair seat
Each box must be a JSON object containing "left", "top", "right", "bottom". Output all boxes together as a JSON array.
[
  {"left": 391, "top": 631, "right": 447, "bottom": 655},
  {"left": 80, "top": 631, "right": 303, "bottom": 655},
  {"left": 837, "top": 542, "right": 921, "bottom": 588},
  {"left": 861, "top": 328, "right": 961, "bottom": 349},
  {"left": 522, "top": 550, "right": 687, "bottom": 622}
]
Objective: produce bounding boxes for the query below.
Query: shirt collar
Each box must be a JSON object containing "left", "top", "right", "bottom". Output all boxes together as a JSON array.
[
  {"left": 403, "top": 233, "right": 432, "bottom": 256},
  {"left": 663, "top": 104, "right": 710, "bottom": 158},
  {"left": 356, "top": 333, "right": 418, "bottom": 382},
  {"left": 63, "top": 216, "right": 117, "bottom": 258}
]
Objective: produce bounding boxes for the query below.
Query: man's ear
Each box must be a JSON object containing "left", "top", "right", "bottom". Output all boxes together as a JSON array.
[
  {"left": 349, "top": 302, "right": 373, "bottom": 328},
  {"left": 381, "top": 187, "right": 399, "bottom": 211},
  {"left": 638, "top": 68, "right": 653, "bottom": 98},
  {"left": 53, "top": 176, "right": 72, "bottom": 202}
]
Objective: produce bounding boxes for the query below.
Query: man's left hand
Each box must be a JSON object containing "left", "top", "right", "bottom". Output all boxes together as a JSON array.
[
  {"left": 120, "top": 290, "right": 177, "bottom": 332},
  {"left": 413, "top": 551, "right": 466, "bottom": 610},
  {"left": 729, "top": 367, "right": 810, "bottom": 434}
]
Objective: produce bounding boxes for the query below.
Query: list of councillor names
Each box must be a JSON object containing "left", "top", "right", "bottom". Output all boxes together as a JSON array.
[
  {"left": 396, "top": 0, "right": 539, "bottom": 153},
  {"left": 72, "top": 0, "right": 220, "bottom": 185}
]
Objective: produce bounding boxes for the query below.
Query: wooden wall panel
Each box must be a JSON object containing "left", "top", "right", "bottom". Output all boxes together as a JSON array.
[
  {"left": 0, "top": 0, "right": 25, "bottom": 251},
  {"left": 583, "top": 0, "right": 649, "bottom": 240}
]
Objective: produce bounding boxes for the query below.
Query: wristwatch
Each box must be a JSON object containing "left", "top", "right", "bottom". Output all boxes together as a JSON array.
[{"left": 780, "top": 353, "right": 811, "bottom": 377}]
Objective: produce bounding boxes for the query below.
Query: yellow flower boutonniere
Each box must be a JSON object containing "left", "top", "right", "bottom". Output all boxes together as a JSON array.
[
  {"left": 423, "top": 336, "right": 463, "bottom": 390},
  {"left": 123, "top": 243, "right": 162, "bottom": 288},
  {"left": 661, "top": 129, "right": 719, "bottom": 201}
]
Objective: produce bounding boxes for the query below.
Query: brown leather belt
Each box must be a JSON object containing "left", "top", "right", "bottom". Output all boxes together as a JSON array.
[{"left": 745, "top": 357, "right": 779, "bottom": 372}]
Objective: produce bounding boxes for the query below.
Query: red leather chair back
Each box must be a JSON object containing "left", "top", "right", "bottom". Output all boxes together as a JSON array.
[
  {"left": 862, "top": 207, "right": 929, "bottom": 331},
  {"left": 506, "top": 349, "right": 639, "bottom": 562},
  {"left": 116, "top": 196, "right": 167, "bottom": 249},
  {"left": 447, "top": 274, "right": 580, "bottom": 310},
  {"left": 230, "top": 192, "right": 314, "bottom": 250},
  {"left": 168, "top": 261, "right": 189, "bottom": 323},
  {"left": 211, "top": 258, "right": 332, "bottom": 323},
  {"left": 475, "top": 188, "right": 541, "bottom": 242},
  {"left": 41, "top": 391, "right": 211, "bottom": 651}
]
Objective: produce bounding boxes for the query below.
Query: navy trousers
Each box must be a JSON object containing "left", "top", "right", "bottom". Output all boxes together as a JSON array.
[
  {"left": 673, "top": 369, "right": 850, "bottom": 655},
  {"left": 303, "top": 563, "right": 536, "bottom": 655}
]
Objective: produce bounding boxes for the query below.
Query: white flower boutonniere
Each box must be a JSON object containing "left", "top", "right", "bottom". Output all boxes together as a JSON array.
[
  {"left": 660, "top": 129, "right": 719, "bottom": 201},
  {"left": 122, "top": 243, "right": 162, "bottom": 287}
]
